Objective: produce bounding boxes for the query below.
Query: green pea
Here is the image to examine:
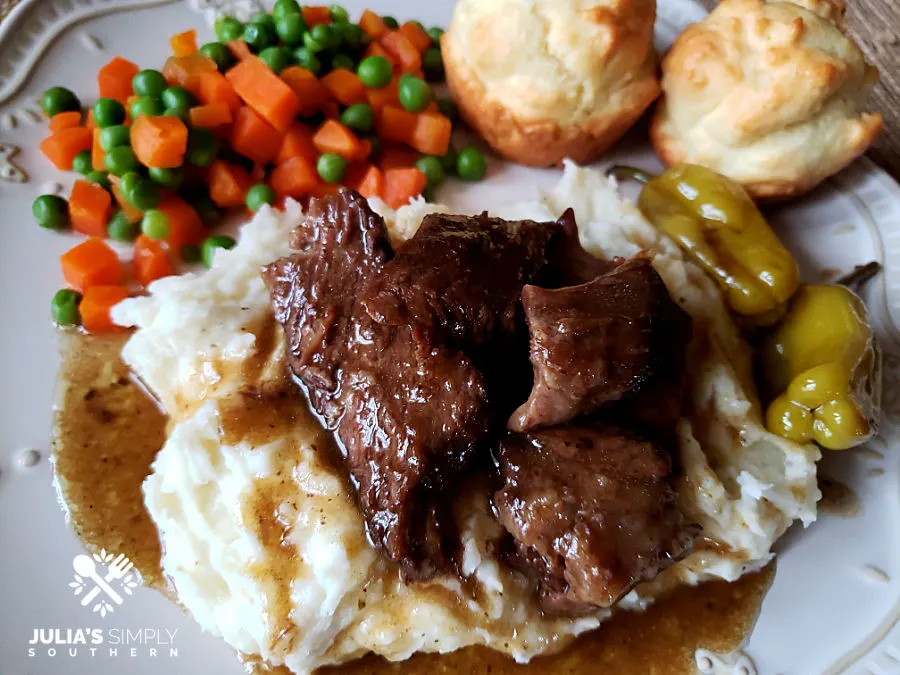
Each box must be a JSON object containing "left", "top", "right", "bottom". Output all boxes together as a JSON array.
[
  {"left": 330, "top": 53, "right": 355, "bottom": 71},
  {"left": 186, "top": 128, "right": 220, "bottom": 167},
  {"left": 310, "top": 24, "right": 335, "bottom": 49},
  {"left": 334, "top": 22, "right": 366, "bottom": 49},
  {"left": 161, "top": 86, "right": 194, "bottom": 112},
  {"left": 93, "top": 98, "right": 126, "bottom": 128},
  {"left": 408, "top": 20, "right": 425, "bottom": 31},
  {"left": 132, "top": 69, "right": 168, "bottom": 97},
  {"left": 105, "top": 146, "right": 141, "bottom": 177},
  {"left": 398, "top": 74, "right": 432, "bottom": 113},
  {"left": 415, "top": 155, "right": 445, "bottom": 189},
  {"left": 293, "top": 48, "right": 322, "bottom": 75},
  {"left": 258, "top": 46, "right": 292, "bottom": 74},
  {"left": 340, "top": 103, "right": 374, "bottom": 133},
  {"left": 436, "top": 97, "right": 457, "bottom": 121},
  {"left": 329, "top": 4, "right": 349, "bottom": 22},
  {"left": 422, "top": 48, "right": 444, "bottom": 82},
  {"left": 141, "top": 209, "right": 170, "bottom": 240},
  {"left": 456, "top": 146, "right": 487, "bottom": 181},
  {"left": 107, "top": 210, "right": 141, "bottom": 242},
  {"left": 243, "top": 21, "right": 278, "bottom": 52},
  {"left": 317, "top": 152, "right": 347, "bottom": 184},
  {"left": 129, "top": 179, "right": 161, "bottom": 211},
  {"left": 120, "top": 171, "right": 142, "bottom": 196},
  {"left": 251, "top": 12, "right": 276, "bottom": 28},
  {"left": 357, "top": 56, "right": 392, "bottom": 89},
  {"left": 163, "top": 107, "right": 189, "bottom": 121},
  {"left": 366, "top": 135, "right": 382, "bottom": 160},
  {"left": 199, "top": 42, "right": 234, "bottom": 71},
  {"left": 246, "top": 183, "right": 277, "bottom": 211},
  {"left": 32, "top": 194, "right": 69, "bottom": 230},
  {"left": 382, "top": 15, "right": 399, "bottom": 30},
  {"left": 275, "top": 13, "right": 308, "bottom": 46},
  {"left": 180, "top": 244, "right": 202, "bottom": 263},
  {"left": 427, "top": 27, "right": 444, "bottom": 45},
  {"left": 188, "top": 194, "right": 222, "bottom": 226},
  {"left": 51, "top": 289, "right": 81, "bottom": 327},
  {"left": 272, "top": 0, "right": 301, "bottom": 19},
  {"left": 99, "top": 125, "right": 131, "bottom": 152},
  {"left": 41, "top": 86, "right": 81, "bottom": 118},
  {"left": 148, "top": 166, "right": 185, "bottom": 188},
  {"left": 86, "top": 170, "right": 111, "bottom": 189},
  {"left": 72, "top": 150, "right": 93, "bottom": 176},
  {"left": 201, "top": 235, "right": 237, "bottom": 268},
  {"left": 215, "top": 16, "right": 245, "bottom": 42},
  {"left": 439, "top": 144, "right": 458, "bottom": 174},
  {"left": 302, "top": 31, "right": 326, "bottom": 53},
  {"left": 130, "top": 96, "right": 165, "bottom": 120}
]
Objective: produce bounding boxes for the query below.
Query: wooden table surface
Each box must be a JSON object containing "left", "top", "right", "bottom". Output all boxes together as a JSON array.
[{"left": 1, "top": 0, "right": 897, "bottom": 180}]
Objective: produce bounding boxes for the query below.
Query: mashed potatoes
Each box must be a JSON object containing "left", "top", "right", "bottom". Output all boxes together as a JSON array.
[{"left": 112, "top": 164, "right": 820, "bottom": 674}]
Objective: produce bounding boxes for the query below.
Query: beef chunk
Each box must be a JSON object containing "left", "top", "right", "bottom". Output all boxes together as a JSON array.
[
  {"left": 509, "top": 257, "right": 692, "bottom": 433},
  {"left": 541, "top": 208, "right": 610, "bottom": 287},
  {"left": 493, "top": 425, "right": 697, "bottom": 615},
  {"left": 362, "top": 212, "right": 562, "bottom": 348},
  {"left": 263, "top": 190, "right": 491, "bottom": 578}
]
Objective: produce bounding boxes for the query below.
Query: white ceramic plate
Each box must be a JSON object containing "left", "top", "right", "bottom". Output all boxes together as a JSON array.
[{"left": 1, "top": 1, "right": 899, "bottom": 673}]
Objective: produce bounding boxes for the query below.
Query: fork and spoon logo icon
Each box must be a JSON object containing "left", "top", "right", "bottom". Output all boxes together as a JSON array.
[{"left": 69, "top": 549, "right": 138, "bottom": 617}]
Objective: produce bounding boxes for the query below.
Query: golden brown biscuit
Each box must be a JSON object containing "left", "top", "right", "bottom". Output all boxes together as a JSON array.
[
  {"left": 442, "top": 0, "right": 661, "bottom": 167},
  {"left": 651, "top": 0, "right": 882, "bottom": 200}
]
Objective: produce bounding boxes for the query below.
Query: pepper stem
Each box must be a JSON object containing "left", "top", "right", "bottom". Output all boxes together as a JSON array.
[
  {"left": 605, "top": 165, "right": 657, "bottom": 185},
  {"left": 837, "top": 261, "right": 882, "bottom": 292}
]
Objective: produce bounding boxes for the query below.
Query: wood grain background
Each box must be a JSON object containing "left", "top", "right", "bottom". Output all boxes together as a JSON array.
[{"left": 1, "top": 0, "right": 897, "bottom": 179}]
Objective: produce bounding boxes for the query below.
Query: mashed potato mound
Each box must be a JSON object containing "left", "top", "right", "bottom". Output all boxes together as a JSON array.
[{"left": 112, "top": 164, "right": 820, "bottom": 674}]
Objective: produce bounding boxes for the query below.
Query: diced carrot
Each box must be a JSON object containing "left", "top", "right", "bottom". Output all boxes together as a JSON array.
[
  {"left": 354, "top": 139, "right": 373, "bottom": 163},
  {"left": 111, "top": 183, "right": 143, "bottom": 223},
  {"left": 376, "top": 105, "right": 417, "bottom": 144},
  {"left": 91, "top": 128, "right": 105, "bottom": 171},
  {"left": 98, "top": 57, "right": 140, "bottom": 103},
  {"left": 49, "top": 111, "right": 82, "bottom": 133},
  {"left": 80, "top": 285, "right": 129, "bottom": 333},
  {"left": 86, "top": 110, "right": 97, "bottom": 129},
  {"left": 383, "top": 167, "right": 427, "bottom": 208},
  {"left": 163, "top": 54, "right": 218, "bottom": 97},
  {"left": 207, "top": 160, "right": 252, "bottom": 207},
  {"left": 381, "top": 31, "right": 422, "bottom": 73},
  {"left": 347, "top": 163, "right": 384, "bottom": 199},
  {"left": 359, "top": 10, "right": 389, "bottom": 39},
  {"left": 367, "top": 77, "right": 400, "bottom": 115},
  {"left": 398, "top": 22, "right": 432, "bottom": 52},
  {"left": 410, "top": 112, "right": 452, "bottom": 156},
  {"left": 60, "top": 238, "right": 122, "bottom": 291},
  {"left": 321, "top": 69, "right": 367, "bottom": 106},
  {"left": 226, "top": 57, "right": 301, "bottom": 132},
  {"left": 227, "top": 39, "right": 253, "bottom": 61},
  {"left": 312, "top": 120, "right": 362, "bottom": 161},
  {"left": 364, "top": 41, "right": 398, "bottom": 69},
  {"left": 279, "top": 67, "right": 332, "bottom": 117},
  {"left": 189, "top": 102, "right": 233, "bottom": 128},
  {"left": 276, "top": 122, "right": 318, "bottom": 165},
  {"left": 424, "top": 101, "right": 439, "bottom": 114},
  {"left": 40, "top": 127, "right": 93, "bottom": 170},
  {"left": 270, "top": 156, "right": 319, "bottom": 198},
  {"left": 251, "top": 163, "right": 266, "bottom": 183},
  {"left": 302, "top": 6, "right": 331, "bottom": 26},
  {"left": 156, "top": 195, "right": 205, "bottom": 250},
  {"left": 131, "top": 115, "right": 188, "bottom": 168},
  {"left": 134, "top": 235, "right": 175, "bottom": 286},
  {"left": 69, "top": 180, "right": 112, "bottom": 236},
  {"left": 170, "top": 29, "right": 198, "bottom": 57},
  {"left": 229, "top": 106, "right": 283, "bottom": 164},
  {"left": 377, "top": 142, "right": 420, "bottom": 171},
  {"left": 309, "top": 183, "right": 342, "bottom": 199},
  {"left": 197, "top": 71, "right": 242, "bottom": 113},
  {"left": 323, "top": 101, "right": 340, "bottom": 119}
]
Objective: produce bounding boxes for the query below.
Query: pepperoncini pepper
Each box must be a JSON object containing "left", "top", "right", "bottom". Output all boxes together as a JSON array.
[
  {"left": 608, "top": 164, "right": 799, "bottom": 321},
  {"left": 760, "top": 282, "right": 881, "bottom": 451}
]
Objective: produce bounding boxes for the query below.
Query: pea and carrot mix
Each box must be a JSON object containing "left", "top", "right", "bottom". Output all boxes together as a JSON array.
[{"left": 34, "top": 2, "right": 488, "bottom": 332}]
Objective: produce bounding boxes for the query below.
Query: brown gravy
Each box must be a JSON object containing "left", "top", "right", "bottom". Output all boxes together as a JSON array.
[{"left": 52, "top": 332, "right": 775, "bottom": 675}]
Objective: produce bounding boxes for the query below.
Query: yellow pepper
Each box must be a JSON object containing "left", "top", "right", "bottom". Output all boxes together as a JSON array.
[
  {"left": 609, "top": 164, "right": 799, "bottom": 320},
  {"left": 761, "top": 283, "right": 881, "bottom": 451}
]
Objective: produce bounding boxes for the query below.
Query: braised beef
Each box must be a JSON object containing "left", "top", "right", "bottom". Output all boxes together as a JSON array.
[
  {"left": 493, "top": 424, "right": 698, "bottom": 615},
  {"left": 263, "top": 190, "right": 491, "bottom": 579},
  {"left": 509, "top": 256, "right": 691, "bottom": 432}
]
